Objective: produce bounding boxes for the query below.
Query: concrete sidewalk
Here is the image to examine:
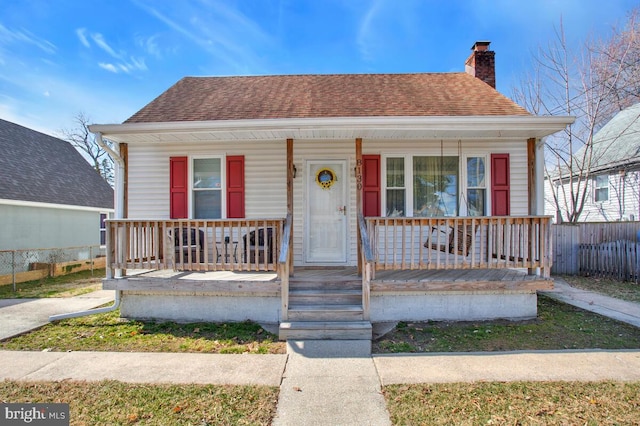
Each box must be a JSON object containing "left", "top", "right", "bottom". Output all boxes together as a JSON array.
[
  {"left": 0, "top": 279, "right": 639, "bottom": 425},
  {"left": 0, "top": 349, "right": 639, "bottom": 425},
  {"left": 0, "top": 290, "right": 115, "bottom": 340},
  {"left": 541, "top": 277, "right": 640, "bottom": 328}
]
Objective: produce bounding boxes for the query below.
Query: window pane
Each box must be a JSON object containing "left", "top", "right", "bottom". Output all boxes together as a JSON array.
[
  {"left": 413, "top": 156, "right": 458, "bottom": 217},
  {"left": 99, "top": 213, "right": 107, "bottom": 245},
  {"left": 595, "top": 175, "right": 608, "bottom": 187},
  {"left": 467, "top": 157, "right": 485, "bottom": 188},
  {"left": 386, "top": 158, "right": 404, "bottom": 187},
  {"left": 193, "top": 159, "right": 221, "bottom": 189},
  {"left": 595, "top": 187, "right": 608, "bottom": 202},
  {"left": 595, "top": 175, "right": 609, "bottom": 202},
  {"left": 194, "top": 191, "right": 221, "bottom": 219},
  {"left": 386, "top": 189, "right": 405, "bottom": 216},
  {"left": 467, "top": 189, "right": 485, "bottom": 216}
]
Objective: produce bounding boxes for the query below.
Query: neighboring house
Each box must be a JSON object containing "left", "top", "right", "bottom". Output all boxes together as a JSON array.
[
  {"left": 545, "top": 103, "right": 640, "bottom": 222},
  {"left": 91, "top": 41, "right": 572, "bottom": 343},
  {"left": 0, "top": 119, "right": 114, "bottom": 255}
]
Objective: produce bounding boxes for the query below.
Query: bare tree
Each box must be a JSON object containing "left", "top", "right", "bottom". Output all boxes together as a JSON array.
[
  {"left": 514, "top": 9, "right": 640, "bottom": 223},
  {"left": 60, "top": 112, "right": 114, "bottom": 186}
]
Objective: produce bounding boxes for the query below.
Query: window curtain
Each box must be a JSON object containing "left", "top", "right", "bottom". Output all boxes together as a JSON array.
[{"left": 413, "top": 156, "right": 458, "bottom": 217}]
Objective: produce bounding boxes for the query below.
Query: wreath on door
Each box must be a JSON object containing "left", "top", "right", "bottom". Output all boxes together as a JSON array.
[{"left": 316, "top": 167, "right": 337, "bottom": 190}]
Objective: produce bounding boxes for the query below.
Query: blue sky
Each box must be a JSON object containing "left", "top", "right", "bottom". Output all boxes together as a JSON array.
[{"left": 1, "top": 0, "right": 637, "bottom": 138}]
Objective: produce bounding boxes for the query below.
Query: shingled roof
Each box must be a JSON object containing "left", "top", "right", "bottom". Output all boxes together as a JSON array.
[
  {"left": 0, "top": 119, "right": 114, "bottom": 209},
  {"left": 125, "top": 72, "right": 530, "bottom": 124},
  {"left": 589, "top": 102, "right": 640, "bottom": 171}
]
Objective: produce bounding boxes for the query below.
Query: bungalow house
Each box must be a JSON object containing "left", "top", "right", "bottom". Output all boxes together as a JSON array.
[
  {"left": 0, "top": 119, "right": 114, "bottom": 272},
  {"left": 91, "top": 41, "right": 573, "bottom": 343},
  {"left": 545, "top": 102, "right": 640, "bottom": 223}
]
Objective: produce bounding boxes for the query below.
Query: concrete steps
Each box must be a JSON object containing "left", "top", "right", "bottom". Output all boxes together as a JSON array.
[
  {"left": 279, "top": 278, "right": 371, "bottom": 341},
  {"left": 279, "top": 321, "right": 372, "bottom": 340}
]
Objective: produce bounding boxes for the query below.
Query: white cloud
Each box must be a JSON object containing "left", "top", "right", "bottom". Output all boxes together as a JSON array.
[
  {"left": 129, "top": 56, "right": 147, "bottom": 71},
  {"left": 98, "top": 57, "right": 147, "bottom": 74},
  {"left": 91, "top": 33, "right": 123, "bottom": 60},
  {"left": 76, "top": 28, "right": 90, "bottom": 48},
  {"left": 99, "top": 62, "right": 118, "bottom": 73},
  {"left": 356, "top": 0, "right": 382, "bottom": 61},
  {"left": 0, "top": 23, "right": 56, "bottom": 54},
  {"left": 136, "top": 34, "right": 162, "bottom": 58},
  {"left": 134, "top": 0, "right": 274, "bottom": 73}
]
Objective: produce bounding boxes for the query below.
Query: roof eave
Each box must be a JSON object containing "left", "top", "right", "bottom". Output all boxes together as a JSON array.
[{"left": 90, "top": 115, "right": 575, "bottom": 143}]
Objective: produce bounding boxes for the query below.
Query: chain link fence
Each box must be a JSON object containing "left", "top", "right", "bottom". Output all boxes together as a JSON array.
[{"left": 0, "top": 245, "right": 106, "bottom": 292}]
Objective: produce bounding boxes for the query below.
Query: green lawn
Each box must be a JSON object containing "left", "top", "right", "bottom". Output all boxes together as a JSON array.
[
  {"left": 2, "top": 273, "right": 639, "bottom": 424},
  {"left": 0, "top": 269, "right": 103, "bottom": 299}
]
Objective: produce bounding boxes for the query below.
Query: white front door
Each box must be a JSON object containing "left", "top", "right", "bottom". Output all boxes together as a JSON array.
[{"left": 305, "top": 160, "right": 348, "bottom": 263}]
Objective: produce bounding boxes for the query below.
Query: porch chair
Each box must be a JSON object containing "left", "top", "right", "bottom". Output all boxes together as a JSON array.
[
  {"left": 171, "top": 227, "right": 205, "bottom": 263},
  {"left": 425, "top": 224, "right": 476, "bottom": 256},
  {"left": 243, "top": 227, "right": 274, "bottom": 263}
]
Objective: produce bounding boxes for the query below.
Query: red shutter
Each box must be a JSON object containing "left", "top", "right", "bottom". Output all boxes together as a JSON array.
[
  {"left": 170, "top": 156, "right": 188, "bottom": 219},
  {"left": 226, "top": 156, "right": 245, "bottom": 218},
  {"left": 491, "top": 153, "right": 510, "bottom": 216},
  {"left": 362, "top": 155, "right": 381, "bottom": 217}
]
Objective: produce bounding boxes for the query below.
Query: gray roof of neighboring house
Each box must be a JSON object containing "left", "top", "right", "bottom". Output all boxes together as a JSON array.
[
  {"left": 548, "top": 103, "right": 640, "bottom": 180},
  {"left": 0, "top": 118, "right": 114, "bottom": 209},
  {"left": 589, "top": 102, "right": 640, "bottom": 172}
]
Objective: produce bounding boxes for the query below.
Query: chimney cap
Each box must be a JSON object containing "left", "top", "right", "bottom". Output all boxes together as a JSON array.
[{"left": 471, "top": 41, "right": 491, "bottom": 51}]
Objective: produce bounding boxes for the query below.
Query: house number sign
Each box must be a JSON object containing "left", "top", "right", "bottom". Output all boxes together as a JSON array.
[{"left": 316, "top": 167, "right": 337, "bottom": 190}]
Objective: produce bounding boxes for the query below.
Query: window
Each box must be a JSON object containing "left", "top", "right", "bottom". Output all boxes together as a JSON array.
[
  {"left": 466, "top": 156, "right": 486, "bottom": 216},
  {"left": 594, "top": 174, "right": 609, "bottom": 202},
  {"left": 192, "top": 158, "right": 222, "bottom": 219},
  {"left": 99, "top": 213, "right": 107, "bottom": 246},
  {"left": 386, "top": 157, "right": 405, "bottom": 216},
  {"left": 380, "top": 153, "right": 506, "bottom": 217},
  {"left": 170, "top": 156, "right": 244, "bottom": 219},
  {"left": 414, "top": 156, "right": 459, "bottom": 217}
]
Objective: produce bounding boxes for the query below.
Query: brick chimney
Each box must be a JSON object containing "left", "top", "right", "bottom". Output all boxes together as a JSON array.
[{"left": 465, "top": 41, "right": 495, "bottom": 88}]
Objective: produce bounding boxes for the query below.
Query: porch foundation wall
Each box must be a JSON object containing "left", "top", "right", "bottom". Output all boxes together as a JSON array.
[
  {"left": 370, "top": 291, "right": 538, "bottom": 322},
  {"left": 119, "top": 292, "right": 281, "bottom": 323}
]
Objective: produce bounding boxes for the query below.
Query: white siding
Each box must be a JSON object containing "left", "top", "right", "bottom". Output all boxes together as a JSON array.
[
  {"left": 127, "top": 137, "right": 532, "bottom": 265},
  {"left": 364, "top": 139, "right": 530, "bottom": 216},
  {"left": 547, "top": 170, "right": 640, "bottom": 222},
  {"left": 127, "top": 140, "right": 287, "bottom": 219}
]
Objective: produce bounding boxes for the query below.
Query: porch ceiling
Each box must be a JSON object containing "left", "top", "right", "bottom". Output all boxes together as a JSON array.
[{"left": 90, "top": 116, "right": 574, "bottom": 144}]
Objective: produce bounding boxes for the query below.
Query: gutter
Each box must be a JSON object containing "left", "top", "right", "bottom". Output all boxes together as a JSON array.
[
  {"left": 90, "top": 115, "right": 576, "bottom": 142},
  {"left": 49, "top": 132, "right": 124, "bottom": 322}
]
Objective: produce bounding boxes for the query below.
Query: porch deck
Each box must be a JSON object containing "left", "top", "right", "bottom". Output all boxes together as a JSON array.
[{"left": 104, "top": 267, "right": 552, "bottom": 293}]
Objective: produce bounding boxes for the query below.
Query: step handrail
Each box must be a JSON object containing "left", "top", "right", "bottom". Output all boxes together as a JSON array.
[
  {"left": 279, "top": 212, "right": 293, "bottom": 321},
  {"left": 358, "top": 213, "right": 373, "bottom": 320}
]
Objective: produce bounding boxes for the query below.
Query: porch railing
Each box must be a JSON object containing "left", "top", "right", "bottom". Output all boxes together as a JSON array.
[
  {"left": 365, "top": 216, "right": 553, "bottom": 278},
  {"left": 105, "top": 218, "right": 285, "bottom": 279}
]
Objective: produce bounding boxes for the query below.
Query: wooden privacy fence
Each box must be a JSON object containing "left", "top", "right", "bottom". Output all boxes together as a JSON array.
[
  {"left": 579, "top": 240, "right": 640, "bottom": 282},
  {"left": 551, "top": 222, "right": 640, "bottom": 278}
]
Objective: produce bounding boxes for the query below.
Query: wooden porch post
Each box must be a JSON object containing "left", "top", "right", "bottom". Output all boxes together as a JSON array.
[
  {"left": 119, "top": 143, "right": 129, "bottom": 276},
  {"left": 527, "top": 138, "right": 536, "bottom": 275},
  {"left": 355, "top": 138, "right": 363, "bottom": 275},
  {"left": 287, "top": 138, "right": 294, "bottom": 275},
  {"left": 527, "top": 138, "right": 536, "bottom": 215}
]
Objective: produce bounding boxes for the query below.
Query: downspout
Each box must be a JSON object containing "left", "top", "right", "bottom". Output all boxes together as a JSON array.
[{"left": 49, "top": 132, "right": 124, "bottom": 321}]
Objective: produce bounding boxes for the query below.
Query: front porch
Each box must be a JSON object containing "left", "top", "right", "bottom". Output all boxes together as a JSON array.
[
  {"left": 104, "top": 266, "right": 551, "bottom": 294},
  {"left": 104, "top": 215, "right": 552, "bottom": 341}
]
